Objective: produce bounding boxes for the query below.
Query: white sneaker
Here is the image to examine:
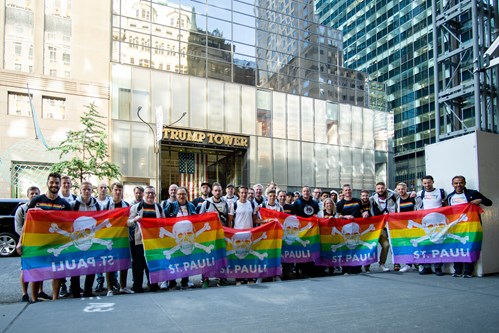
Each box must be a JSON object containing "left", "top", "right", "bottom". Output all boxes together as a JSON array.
[
  {"left": 160, "top": 281, "right": 169, "bottom": 290},
  {"left": 380, "top": 264, "right": 390, "bottom": 272},
  {"left": 119, "top": 287, "right": 135, "bottom": 294},
  {"left": 106, "top": 290, "right": 114, "bottom": 297},
  {"left": 399, "top": 265, "right": 412, "bottom": 272},
  {"left": 274, "top": 276, "right": 282, "bottom": 282},
  {"left": 255, "top": 278, "right": 263, "bottom": 284}
]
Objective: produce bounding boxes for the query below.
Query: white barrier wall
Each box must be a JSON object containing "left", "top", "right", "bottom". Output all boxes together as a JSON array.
[{"left": 425, "top": 131, "right": 499, "bottom": 275}]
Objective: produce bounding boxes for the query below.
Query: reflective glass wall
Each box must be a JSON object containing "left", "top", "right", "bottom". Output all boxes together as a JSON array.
[{"left": 111, "top": 64, "right": 392, "bottom": 191}]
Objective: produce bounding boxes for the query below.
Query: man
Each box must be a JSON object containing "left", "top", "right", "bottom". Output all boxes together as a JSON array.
[
  {"left": 330, "top": 190, "right": 339, "bottom": 203},
  {"left": 130, "top": 186, "right": 144, "bottom": 205},
  {"left": 70, "top": 181, "right": 101, "bottom": 298},
  {"left": 253, "top": 184, "right": 265, "bottom": 206},
  {"left": 321, "top": 192, "right": 330, "bottom": 201},
  {"left": 228, "top": 185, "right": 259, "bottom": 229},
  {"left": 222, "top": 184, "right": 238, "bottom": 206},
  {"left": 395, "top": 182, "right": 417, "bottom": 272},
  {"left": 164, "top": 187, "right": 196, "bottom": 289},
  {"left": 15, "top": 186, "right": 50, "bottom": 302},
  {"left": 26, "top": 173, "right": 72, "bottom": 301},
  {"left": 199, "top": 182, "right": 229, "bottom": 288},
  {"left": 260, "top": 190, "right": 283, "bottom": 213},
  {"left": 95, "top": 183, "right": 111, "bottom": 208},
  {"left": 416, "top": 175, "right": 447, "bottom": 276},
  {"left": 248, "top": 188, "right": 256, "bottom": 204},
  {"left": 278, "top": 190, "right": 293, "bottom": 214},
  {"left": 369, "top": 182, "right": 396, "bottom": 272},
  {"left": 360, "top": 190, "right": 371, "bottom": 218},
  {"left": 59, "top": 175, "right": 77, "bottom": 204},
  {"left": 336, "top": 184, "right": 363, "bottom": 274},
  {"left": 312, "top": 188, "right": 323, "bottom": 211},
  {"left": 93, "top": 184, "right": 111, "bottom": 293},
  {"left": 446, "top": 176, "right": 492, "bottom": 278},
  {"left": 128, "top": 186, "right": 164, "bottom": 292},
  {"left": 291, "top": 186, "right": 320, "bottom": 277},
  {"left": 104, "top": 182, "right": 133, "bottom": 296},
  {"left": 161, "top": 184, "right": 178, "bottom": 209},
  {"left": 192, "top": 182, "right": 211, "bottom": 214}
]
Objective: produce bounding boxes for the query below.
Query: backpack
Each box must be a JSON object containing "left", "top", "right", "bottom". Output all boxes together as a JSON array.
[
  {"left": 73, "top": 198, "right": 101, "bottom": 211},
  {"left": 105, "top": 200, "right": 130, "bottom": 210},
  {"left": 233, "top": 200, "right": 255, "bottom": 217}
]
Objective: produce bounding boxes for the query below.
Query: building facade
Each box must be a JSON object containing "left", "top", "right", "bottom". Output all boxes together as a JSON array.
[
  {"left": 1, "top": 0, "right": 393, "bottom": 200},
  {"left": 316, "top": 0, "right": 499, "bottom": 189}
]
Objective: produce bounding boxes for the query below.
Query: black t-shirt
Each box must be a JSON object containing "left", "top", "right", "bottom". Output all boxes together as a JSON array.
[
  {"left": 336, "top": 198, "right": 363, "bottom": 218},
  {"left": 282, "top": 203, "right": 293, "bottom": 214},
  {"left": 399, "top": 197, "right": 416, "bottom": 212},
  {"left": 291, "top": 197, "right": 320, "bottom": 218},
  {"left": 28, "top": 194, "right": 72, "bottom": 211}
]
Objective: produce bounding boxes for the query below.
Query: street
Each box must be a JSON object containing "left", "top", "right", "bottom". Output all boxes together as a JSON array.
[{"left": 2, "top": 256, "right": 499, "bottom": 332}]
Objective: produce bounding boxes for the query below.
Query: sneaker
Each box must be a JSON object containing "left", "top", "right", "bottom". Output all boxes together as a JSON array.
[
  {"left": 83, "top": 291, "right": 95, "bottom": 298},
  {"left": 160, "top": 281, "right": 169, "bottom": 290},
  {"left": 21, "top": 294, "right": 29, "bottom": 302},
  {"left": 435, "top": 268, "right": 444, "bottom": 276},
  {"left": 399, "top": 265, "right": 412, "bottom": 273},
  {"left": 393, "top": 264, "right": 401, "bottom": 271},
  {"left": 452, "top": 272, "right": 462, "bottom": 277},
  {"left": 106, "top": 290, "right": 114, "bottom": 297},
  {"left": 463, "top": 274, "right": 473, "bottom": 278},
  {"left": 113, "top": 281, "right": 120, "bottom": 292},
  {"left": 217, "top": 279, "right": 228, "bottom": 287},
  {"left": 255, "top": 278, "right": 263, "bottom": 284},
  {"left": 94, "top": 282, "right": 104, "bottom": 293},
  {"left": 236, "top": 281, "right": 242, "bottom": 286},
  {"left": 59, "top": 284, "right": 69, "bottom": 298},
  {"left": 380, "top": 264, "right": 390, "bottom": 272},
  {"left": 119, "top": 287, "right": 135, "bottom": 294},
  {"left": 202, "top": 280, "right": 209, "bottom": 289},
  {"left": 187, "top": 281, "right": 194, "bottom": 288},
  {"left": 37, "top": 291, "right": 51, "bottom": 300},
  {"left": 274, "top": 276, "right": 282, "bottom": 282},
  {"left": 168, "top": 281, "right": 178, "bottom": 290},
  {"left": 419, "top": 267, "right": 433, "bottom": 275}
]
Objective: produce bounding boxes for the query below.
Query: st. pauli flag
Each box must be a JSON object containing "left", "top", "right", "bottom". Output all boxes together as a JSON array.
[
  {"left": 259, "top": 208, "right": 320, "bottom": 263},
  {"left": 386, "top": 203, "right": 483, "bottom": 264},
  {"left": 140, "top": 212, "right": 226, "bottom": 283},
  {"left": 21, "top": 208, "right": 131, "bottom": 282},
  {"left": 218, "top": 221, "right": 283, "bottom": 279},
  {"left": 316, "top": 215, "right": 386, "bottom": 266}
]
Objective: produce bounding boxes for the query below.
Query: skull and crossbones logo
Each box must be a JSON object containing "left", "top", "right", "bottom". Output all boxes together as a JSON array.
[
  {"left": 159, "top": 221, "right": 214, "bottom": 260},
  {"left": 331, "top": 223, "right": 376, "bottom": 252},
  {"left": 226, "top": 231, "right": 268, "bottom": 260},
  {"left": 47, "top": 217, "right": 113, "bottom": 257},
  {"left": 282, "top": 215, "right": 312, "bottom": 247},
  {"left": 407, "top": 212, "right": 469, "bottom": 246}
]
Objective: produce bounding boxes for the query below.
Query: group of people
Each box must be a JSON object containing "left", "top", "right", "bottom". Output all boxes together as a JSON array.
[{"left": 14, "top": 173, "right": 492, "bottom": 303}]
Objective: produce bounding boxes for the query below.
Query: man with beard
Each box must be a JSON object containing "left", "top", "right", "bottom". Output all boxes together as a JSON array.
[
  {"left": 278, "top": 190, "right": 292, "bottom": 214},
  {"left": 26, "top": 173, "right": 72, "bottom": 301},
  {"left": 253, "top": 184, "right": 265, "bottom": 206},
  {"left": 192, "top": 182, "right": 211, "bottom": 214},
  {"left": 199, "top": 182, "right": 230, "bottom": 287},
  {"left": 128, "top": 186, "right": 164, "bottom": 292}
]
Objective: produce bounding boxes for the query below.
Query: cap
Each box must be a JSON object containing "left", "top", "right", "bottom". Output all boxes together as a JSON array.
[
  {"left": 293, "top": 191, "right": 300, "bottom": 196},
  {"left": 286, "top": 191, "right": 294, "bottom": 196},
  {"left": 330, "top": 190, "right": 339, "bottom": 195},
  {"left": 200, "top": 182, "right": 210, "bottom": 188},
  {"left": 226, "top": 184, "right": 235, "bottom": 188}
]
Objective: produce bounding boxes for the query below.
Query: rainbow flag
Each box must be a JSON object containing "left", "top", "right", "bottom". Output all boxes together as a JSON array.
[
  {"left": 386, "top": 204, "right": 483, "bottom": 264},
  {"left": 140, "top": 212, "right": 226, "bottom": 283},
  {"left": 316, "top": 215, "right": 386, "bottom": 266},
  {"left": 218, "top": 221, "right": 283, "bottom": 279},
  {"left": 259, "top": 208, "right": 320, "bottom": 263},
  {"left": 21, "top": 208, "right": 131, "bottom": 282}
]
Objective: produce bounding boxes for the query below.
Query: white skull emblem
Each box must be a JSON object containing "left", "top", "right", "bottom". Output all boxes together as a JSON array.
[
  {"left": 421, "top": 213, "right": 448, "bottom": 244},
  {"left": 342, "top": 223, "right": 361, "bottom": 249},
  {"left": 70, "top": 216, "right": 98, "bottom": 251},
  {"left": 232, "top": 231, "right": 253, "bottom": 259},
  {"left": 173, "top": 220, "right": 196, "bottom": 255}
]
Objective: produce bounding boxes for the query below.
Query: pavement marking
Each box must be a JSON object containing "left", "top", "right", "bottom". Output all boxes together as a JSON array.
[{"left": 83, "top": 302, "right": 114, "bottom": 313}]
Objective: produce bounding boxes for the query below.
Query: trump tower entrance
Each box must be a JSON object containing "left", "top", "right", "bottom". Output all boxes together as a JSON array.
[{"left": 160, "top": 129, "right": 248, "bottom": 201}]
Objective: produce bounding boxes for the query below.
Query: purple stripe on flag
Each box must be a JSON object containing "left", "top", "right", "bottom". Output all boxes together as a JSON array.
[
  {"left": 23, "top": 258, "right": 131, "bottom": 282},
  {"left": 393, "top": 251, "right": 481, "bottom": 264},
  {"left": 148, "top": 258, "right": 227, "bottom": 284},
  {"left": 216, "top": 266, "right": 282, "bottom": 279}
]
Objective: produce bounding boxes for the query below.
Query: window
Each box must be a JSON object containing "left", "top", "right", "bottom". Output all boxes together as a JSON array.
[
  {"left": 8, "top": 92, "right": 32, "bottom": 117},
  {"left": 42, "top": 96, "right": 66, "bottom": 120}
]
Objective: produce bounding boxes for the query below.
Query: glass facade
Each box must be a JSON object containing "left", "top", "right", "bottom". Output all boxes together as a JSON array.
[
  {"left": 316, "top": 0, "right": 499, "bottom": 189},
  {"left": 110, "top": 0, "right": 394, "bottom": 193}
]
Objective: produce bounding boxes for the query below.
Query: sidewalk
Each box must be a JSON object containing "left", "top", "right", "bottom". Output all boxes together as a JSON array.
[{"left": 2, "top": 271, "right": 499, "bottom": 333}]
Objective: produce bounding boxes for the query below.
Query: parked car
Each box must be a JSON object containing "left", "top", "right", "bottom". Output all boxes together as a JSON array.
[{"left": 0, "top": 198, "right": 27, "bottom": 257}]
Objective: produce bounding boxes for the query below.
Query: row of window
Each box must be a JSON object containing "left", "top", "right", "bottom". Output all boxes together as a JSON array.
[{"left": 6, "top": 93, "right": 66, "bottom": 120}]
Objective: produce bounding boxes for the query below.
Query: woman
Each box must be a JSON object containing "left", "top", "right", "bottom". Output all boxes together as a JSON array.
[{"left": 318, "top": 198, "right": 336, "bottom": 218}]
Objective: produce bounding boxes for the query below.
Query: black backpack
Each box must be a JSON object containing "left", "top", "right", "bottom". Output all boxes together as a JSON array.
[{"left": 205, "top": 199, "right": 229, "bottom": 226}]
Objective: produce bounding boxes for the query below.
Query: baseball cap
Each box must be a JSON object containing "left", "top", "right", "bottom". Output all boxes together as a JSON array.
[
  {"left": 200, "top": 182, "right": 210, "bottom": 188},
  {"left": 226, "top": 184, "right": 235, "bottom": 188}
]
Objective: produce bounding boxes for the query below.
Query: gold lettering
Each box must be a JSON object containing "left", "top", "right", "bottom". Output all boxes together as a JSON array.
[
  {"left": 206, "top": 133, "right": 215, "bottom": 143},
  {"left": 223, "top": 135, "right": 234, "bottom": 145},
  {"left": 197, "top": 132, "right": 206, "bottom": 142},
  {"left": 170, "top": 129, "right": 179, "bottom": 140},
  {"left": 162, "top": 128, "right": 171, "bottom": 140},
  {"left": 178, "top": 130, "right": 187, "bottom": 141},
  {"left": 240, "top": 138, "right": 248, "bottom": 147},
  {"left": 214, "top": 134, "right": 224, "bottom": 144},
  {"left": 186, "top": 131, "right": 194, "bottom": 142}
]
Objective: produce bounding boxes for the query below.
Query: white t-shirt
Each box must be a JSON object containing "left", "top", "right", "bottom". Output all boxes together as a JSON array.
[
  {"left": 230, "top": 200, "right": 256, "bottom": 230},
  {"left": 450, "top": 193, "right": 468, "bottom": 206},
  {"left": 417, "top": 188, "right": 444, "bottom": 209}
]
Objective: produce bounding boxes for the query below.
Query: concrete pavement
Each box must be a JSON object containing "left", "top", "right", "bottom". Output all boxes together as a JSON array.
[{"left": 2, "top": 271, "right": 499, "bottom": 333}]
